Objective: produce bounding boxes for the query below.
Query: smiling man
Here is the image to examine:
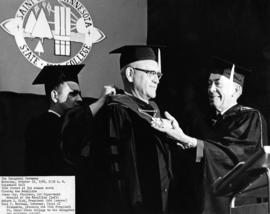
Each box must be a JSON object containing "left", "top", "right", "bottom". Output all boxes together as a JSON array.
[
  {"left": 97, "top": 45, "right": 172, "bottom": 214},
  {"left": 208, "top": 61, "right": 243, "bottom": 115},
  {"left": 151, "top": 56, "right": 268, "bottom": 214}
]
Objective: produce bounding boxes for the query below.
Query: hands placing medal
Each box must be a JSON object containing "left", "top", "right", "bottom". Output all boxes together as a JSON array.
[{"left": 151, "top": 111, "right": 197, "bottom": 149}]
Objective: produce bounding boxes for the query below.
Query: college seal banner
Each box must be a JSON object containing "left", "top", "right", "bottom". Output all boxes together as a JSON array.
[{"left": 1, "top": 0, "right": 105, "bottom": 68}]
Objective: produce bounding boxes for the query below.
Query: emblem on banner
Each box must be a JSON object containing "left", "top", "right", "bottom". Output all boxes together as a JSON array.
[{"left": 0, "top": 0, "right": 105, "bottom": 68}]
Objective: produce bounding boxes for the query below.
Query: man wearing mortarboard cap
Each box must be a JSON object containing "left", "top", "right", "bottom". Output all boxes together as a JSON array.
[
  {"left": 32, "top": 64, "right": 84, "bottom": 115},
  {"left": 151, "top": 56, "right": 268, "bottom": 214},
  {"left": 24, "top": 64, "right": 115, "bottom": 212},
  {"left": 25, "top": 64, "right": 86, "bottom": 176},
  {"left": 96, "top": 45, "right": 172, "bottom": 214}
]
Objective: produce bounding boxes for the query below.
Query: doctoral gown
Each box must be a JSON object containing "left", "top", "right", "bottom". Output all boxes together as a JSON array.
[
  {"left": 173, "top": 104, "right": 268, "bottom": 214},
  {"left": 25, "top": 106, "right": 96, "bottom": 214},
  {"left": 200, "top": 104, "right": 268, "bottom": 214},
  {"left": 100, "top": 94, "right": 173, "bottom": 214},
  {"left": 61, "top": 105, "right": 98, "bottom": 214}
]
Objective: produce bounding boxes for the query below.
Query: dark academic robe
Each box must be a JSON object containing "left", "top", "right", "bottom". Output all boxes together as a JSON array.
[
  {"left": 24, "top": 111, "right": 69, "bottom": 175},
  {"left": 170, "top": 104, "right": 268, "bottom": 214},
  {"left": 189, "top": 104, "right": 268, "bottom": 214},
  {"left": 101, "top": 94, "right": 173, "bottom": 214},
  {"left": 25, "top": 106, "right": 95, "bottom": 213},
  {"left": 61, "top": 105, "right": 94, "bottom": 166},
  {"left": 61, "top": 105, "right": 97, "bottom": 214}
]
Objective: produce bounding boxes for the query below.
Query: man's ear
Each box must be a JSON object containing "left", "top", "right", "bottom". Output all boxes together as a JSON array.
[
  {"left": 51, "top": 90, "right": 59, "bottom": 103},
  {"left": 125, "top": 67, "right": 134, "bottom": 83},
  {"left": 233, "top": 83, "right": 242, "bottom": 99}
]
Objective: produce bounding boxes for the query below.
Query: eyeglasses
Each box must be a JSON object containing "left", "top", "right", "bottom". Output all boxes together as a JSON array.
[
  {"left": 132, "top": 67, "right": 163, "bottom": 80},
  {"left": 69, "top": 90, "right": 81, "bottom": 97}
]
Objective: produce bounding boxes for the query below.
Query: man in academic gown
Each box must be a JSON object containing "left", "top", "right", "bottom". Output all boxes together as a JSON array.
[
  {"left": 97, "top": 45, "right": 173, "bottom": 214},
  {"left": 24, "top": 64, "right": 115, "bottom": 214},
  {"left": 25, "top": 64, "right": 86, "bottom": 175},
  {"left": 151, "top": 57, "right": 268, "bottom": 214}
]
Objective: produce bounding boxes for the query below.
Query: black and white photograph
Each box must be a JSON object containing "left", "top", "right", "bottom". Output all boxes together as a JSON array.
[{"left": 0, "top": 1, "right": 270, "bottom": 214}]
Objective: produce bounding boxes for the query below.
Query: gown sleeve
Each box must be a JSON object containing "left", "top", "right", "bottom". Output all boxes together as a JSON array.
[
  {"left": 199, "top": 109, "right": 268, "bottom": 183},
  {"left": 61, "top": 105, "right": 93, "bottom": 166}
]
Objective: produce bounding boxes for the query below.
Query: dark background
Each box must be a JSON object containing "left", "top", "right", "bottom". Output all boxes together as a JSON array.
[
  {"left": 148, "top": 0, "right": 270, "bottom": 136},
  {"left": 147, "top": 2, "right": 270, "bottom": 212}
]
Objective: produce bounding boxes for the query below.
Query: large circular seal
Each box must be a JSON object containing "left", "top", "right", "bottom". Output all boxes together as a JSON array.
[{"left": 10, "top": 0, "right": 105, "bottom": 68}]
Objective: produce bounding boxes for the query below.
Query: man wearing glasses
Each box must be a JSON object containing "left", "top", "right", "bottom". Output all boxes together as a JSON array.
[{"left": 97, "top": 45, "right": 172, "bottom": 214}]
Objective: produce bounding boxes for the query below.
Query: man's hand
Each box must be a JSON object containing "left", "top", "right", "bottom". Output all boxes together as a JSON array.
[
  {"left": 151, "top": 111, "right": 197, "bottom": 149},
  {"left": 98, "top": 85, "right": 116, "bottom": 105},
  {"left": 90, "top": 85, "right": 116, "bottom": 116},
  {"left": 151, "top": 111, "right": 184, "bottom": 139},
  {"left": 101, "top": 85, "right": 116, "bottom": 98},
  {"left": 152, "top": 117, "right": 173, "bottom": 130}
]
